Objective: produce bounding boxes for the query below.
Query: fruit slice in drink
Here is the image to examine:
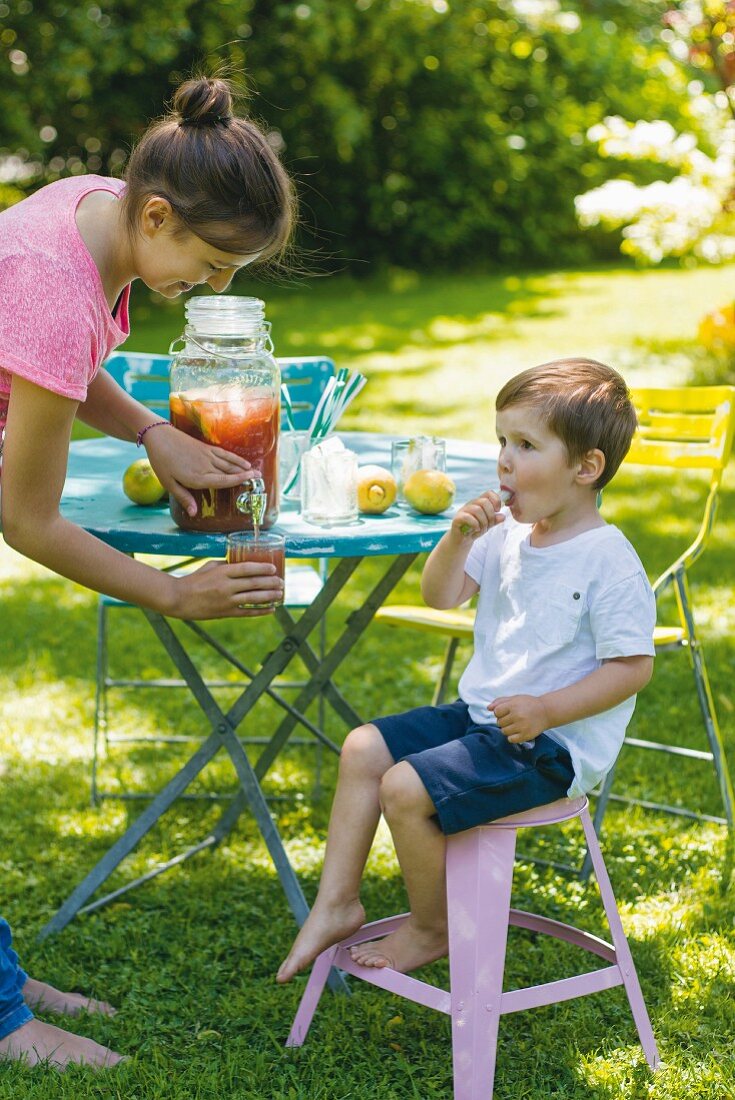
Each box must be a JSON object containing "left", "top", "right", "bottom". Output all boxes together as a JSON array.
[{"left": 169, "top": 386, "right": 279, "bottom": 531}]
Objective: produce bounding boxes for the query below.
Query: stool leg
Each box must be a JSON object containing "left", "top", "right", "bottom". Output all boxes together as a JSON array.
[
  {"left": 579, "top": 808, "right": 659, "bottom": 1070},
  {"left": 447, "top": 826, "right": 517, "bottom": 1100},
  {"left": 286, "top": 945, "right": 339, "bottom": 1047},
  {"left": 577, "top": 768, "right": 616, "bottom": 881}
]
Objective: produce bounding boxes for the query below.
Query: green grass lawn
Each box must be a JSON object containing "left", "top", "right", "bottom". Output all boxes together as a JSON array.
[{"left": 2, "top": 262, "right": 734, "bottom": 1098}]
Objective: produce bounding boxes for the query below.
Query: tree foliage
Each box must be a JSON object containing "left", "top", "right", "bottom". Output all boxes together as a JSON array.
[
  {"left": 574, "top": 1, "right": 735, "bottom": 264},
  {"left": 0, "top": 0, "right": 700, "bottom": 268}
]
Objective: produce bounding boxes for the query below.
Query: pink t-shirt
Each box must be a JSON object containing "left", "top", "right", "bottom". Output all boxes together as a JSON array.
[{"left": 0, "top": 175, "right": 131, "bottom": 434}]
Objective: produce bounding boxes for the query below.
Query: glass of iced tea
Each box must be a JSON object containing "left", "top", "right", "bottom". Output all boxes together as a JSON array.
[{"left": 226, "top": 532, "right": 286, "bottom": 611}]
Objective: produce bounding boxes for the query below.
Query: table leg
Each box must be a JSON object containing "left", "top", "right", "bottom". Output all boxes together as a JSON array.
[
  {"left": 39, "top": 553, "right": 416, "bottom": 951},
  {"left": 38, "top": 727, "right": 228, "bottom": 939},
  {"left": 274, "top": 606, "right": 364, "bottom": 731},
  {"left": 182, "top": 620, "right": 342, "bottom": 754}
]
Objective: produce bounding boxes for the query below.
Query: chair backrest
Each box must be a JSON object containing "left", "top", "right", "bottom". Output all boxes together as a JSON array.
[
  {"left": 627, "top": 386, "right": 735, "bottom": 473},
  {"left": 625, "top": 385, "right": 735, "bottom": 586},
  {"left": 103, "top": 351, "right": 172, "bottom": 416},
  {"left": 103, "top": 351, "right": 335, "bottom": 430},
  {"left": 276, "top": 356, "right": 335, "bottom": 430}
]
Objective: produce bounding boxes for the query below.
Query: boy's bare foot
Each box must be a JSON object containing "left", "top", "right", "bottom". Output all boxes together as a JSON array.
[
  {"left": 23, "top": 978, "right": 117, "bottom": 1017},
  {"left": 349, "top": 918, "right": 447, "bottom": 972},
  {"left": 0, "top": 1018, "right": 124, "bottom": 1070},
  {"left": 277, "top": 898, "right": 365, "bottom": 983}
]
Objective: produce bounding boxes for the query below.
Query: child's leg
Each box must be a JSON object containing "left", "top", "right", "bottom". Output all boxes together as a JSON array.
[
  {"left": 276, "top": 723, "right": 394, "bottom": 983},
  {"left": 349, "top": 761, "right": 448, "bottom": 972},
  {"left": 0, "top": 918, "right": 33, "bottom": 1050},
  {"left": 22, "top": 978, "right": 116, "bottom": 1017},
  {"left": 0, "top": 1018, "right": 124, "bottom": 1070},
  {"left": 0, "top": 918, "right": 122, "bottom": 1070}
]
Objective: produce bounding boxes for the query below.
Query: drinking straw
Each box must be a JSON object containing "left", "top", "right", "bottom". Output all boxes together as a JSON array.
[
  {"left": 330, "top": 374, "right": 367, "bottom": 426},
  {"left": 305, "top": 368, "right": 368, "bottom": 447},
  {"left": 281, "top": 383, "right": 296, "bottom": 431},
  {"left": 308, "top": 376, "right": 338, "bottom": 440}
]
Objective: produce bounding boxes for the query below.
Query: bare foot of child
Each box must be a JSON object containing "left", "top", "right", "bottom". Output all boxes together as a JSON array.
[
  {"left": 23, "top": 978, "right": 117, "bottom": 1017},
  {"left": 0, "top": 1018, "right": 124, "bottom": 1070},
  {"left": 349, "top": 917, "right": 447, "bottom": 972},
  {"left": 277, "top": 898, "right": 366, "bottom": 983}
]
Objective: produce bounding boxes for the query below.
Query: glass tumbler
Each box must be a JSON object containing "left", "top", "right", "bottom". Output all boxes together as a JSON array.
[
  {"left": 279, "top": 429, "right": 311, "bottom": 503},
  {"left": 390, "top": 436, "right": 447, "bottom": 505},
  {"left": 301, "top": 446, "right": 359, "bottom": 527},
  {"left": 226, "top": 531, "right": 286, "bottom": 611}
]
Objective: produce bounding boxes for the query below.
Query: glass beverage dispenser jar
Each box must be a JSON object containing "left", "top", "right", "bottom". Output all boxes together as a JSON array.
[{"left": 168, "top": 295, "right": 280, "bottom": 532}]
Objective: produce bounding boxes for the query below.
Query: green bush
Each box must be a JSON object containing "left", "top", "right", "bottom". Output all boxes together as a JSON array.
[{"left": 0, "top": 0, "right": 699, "bottom": 268}]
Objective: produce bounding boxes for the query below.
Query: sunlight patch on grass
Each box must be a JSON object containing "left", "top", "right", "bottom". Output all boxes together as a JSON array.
[
  {"left": 0, "top": 539, "right": 92, "bottom": 610},
  {"left": 47, "top": 806, "right": 129, "bottom": 840},
  {"left": 0, "top": 685, "right": 91, "bottom": 761},
  {"left": 426, "top": 314, "right": 506, "bottom": 341},
  {"left": 284, "top": 836, "right": 326, "bottom": 875},
  {"left": 621, "top": 889, "right": 704, "bottom": 941},
  {"left": 577, "top": 1045, "right": 653, "bottom": 1096},
  {"left": 672, "top": 932, "right": 735, "bottom": 986}
]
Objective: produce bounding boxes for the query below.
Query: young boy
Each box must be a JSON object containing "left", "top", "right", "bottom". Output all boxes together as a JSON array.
[{"left": 277, "top": 358, "right": 656, "bottom": 981}]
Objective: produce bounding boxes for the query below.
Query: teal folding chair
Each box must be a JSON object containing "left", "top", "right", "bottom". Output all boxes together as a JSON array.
[{"left": 91, "top": 351, "right": 335, "bottom": 803}]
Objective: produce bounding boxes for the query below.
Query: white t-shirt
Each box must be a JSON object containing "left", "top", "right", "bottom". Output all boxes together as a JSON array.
[{"left": 458, "top": 518, "right": 656, "bottom": 798}]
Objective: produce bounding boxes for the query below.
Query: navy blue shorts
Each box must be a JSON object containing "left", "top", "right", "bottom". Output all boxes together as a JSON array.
[{"left": 372, "top": 700, "right": 575, "bottom": 836}]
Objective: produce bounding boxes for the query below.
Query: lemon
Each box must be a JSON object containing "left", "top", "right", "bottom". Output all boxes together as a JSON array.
[
  {"left": 122, "top": 458, "right": 167, "bottom": 505},
  {"left": 403, "top": 469, "right": 456, "bottom": 514},
  {"left": 357, "top": 465, "right": 397, "bottom": 514}
]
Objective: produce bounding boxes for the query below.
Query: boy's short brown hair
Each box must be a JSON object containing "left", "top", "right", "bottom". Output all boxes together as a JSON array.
[{"left": 495, "top": 358, "right": 637, "bottom": 489}]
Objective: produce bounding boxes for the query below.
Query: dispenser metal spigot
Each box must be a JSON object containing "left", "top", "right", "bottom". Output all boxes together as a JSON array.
[{"left": 236, "top": 477, "right": 268, "bottom": 526}]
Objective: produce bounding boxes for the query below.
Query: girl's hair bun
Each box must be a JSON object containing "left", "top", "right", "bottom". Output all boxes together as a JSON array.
[
  {"left": 123, "top": 70, "right": 296, "bottom": 266},
  {"left": 173, "top": 76, "right": 234, "bottom": 126}
]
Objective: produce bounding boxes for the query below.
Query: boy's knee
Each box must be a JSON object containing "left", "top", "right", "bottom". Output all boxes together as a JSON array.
[
  {"left": 379, "top": 761, "right": 427, "bottom": 817},
  {"left": 340, "top": 723, "right": 389, "bottom": 774}
]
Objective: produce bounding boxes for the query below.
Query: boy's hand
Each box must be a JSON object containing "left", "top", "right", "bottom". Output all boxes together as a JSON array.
[
  {"left": 488, "top": 694, "right": 549, "bottom": 743},
  {"left": 452, "top": 490, "right": 505, "bottom": 539}
]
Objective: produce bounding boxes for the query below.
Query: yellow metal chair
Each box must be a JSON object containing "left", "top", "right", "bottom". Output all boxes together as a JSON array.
[{"left": 375, "top": 386, "right": 735, "bottom": 840}]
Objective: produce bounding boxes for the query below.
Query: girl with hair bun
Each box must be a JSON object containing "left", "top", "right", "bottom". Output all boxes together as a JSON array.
[{"left": 0, "top": 74, "right": 295, "bottom": 1070}]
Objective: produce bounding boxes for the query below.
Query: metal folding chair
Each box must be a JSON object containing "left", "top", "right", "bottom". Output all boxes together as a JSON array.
[
  {"left": 374, "top": 385, "right": 735, "bottom": 862},
  {"left": 92, "top": 351, "right": 335, "bottom": 803}
]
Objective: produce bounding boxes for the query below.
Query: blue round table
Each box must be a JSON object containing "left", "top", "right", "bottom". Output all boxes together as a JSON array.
[{"left": 61, "top": 431, "right": 498, "bottom": 556}]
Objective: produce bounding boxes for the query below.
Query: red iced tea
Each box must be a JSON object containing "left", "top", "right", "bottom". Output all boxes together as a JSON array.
[
  {"left": 226, "top": 533, "right": 285, "bottom": 611},
  {"left": 169, "top": 385, "right": 280, "bottom": 531}
]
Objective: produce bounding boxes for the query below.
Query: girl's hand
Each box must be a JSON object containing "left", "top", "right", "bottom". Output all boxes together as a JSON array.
[
  {"left": 169, "top": 560, "right": 285, "bottom": 620},
  {"left": 488, "top": 694, "right": 548, "bottom": 744},
  {"left": 144, "top": 426, "right": 258, "bottom": 518},
  {"left": 452, "top": 490, "right": 504, "bottom": 540}
]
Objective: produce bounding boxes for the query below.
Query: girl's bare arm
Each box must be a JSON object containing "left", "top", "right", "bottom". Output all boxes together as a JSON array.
[{"left": 1, "top": 375, "right": 281, "bottom": 619}]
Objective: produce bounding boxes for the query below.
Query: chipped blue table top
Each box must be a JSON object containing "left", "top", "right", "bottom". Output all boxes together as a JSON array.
[{"left": 62, "top": 432, "right": 499, "bottom": 558}]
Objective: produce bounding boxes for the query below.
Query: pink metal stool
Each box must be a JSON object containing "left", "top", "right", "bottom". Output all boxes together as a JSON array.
[{"left": 286, "top": 797, "right": 660, "bottom": 1098}]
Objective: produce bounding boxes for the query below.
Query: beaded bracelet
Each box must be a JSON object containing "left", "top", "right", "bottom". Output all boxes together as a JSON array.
[{"left": 136, "top": 420, "right": 172, "bottom": 448}]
